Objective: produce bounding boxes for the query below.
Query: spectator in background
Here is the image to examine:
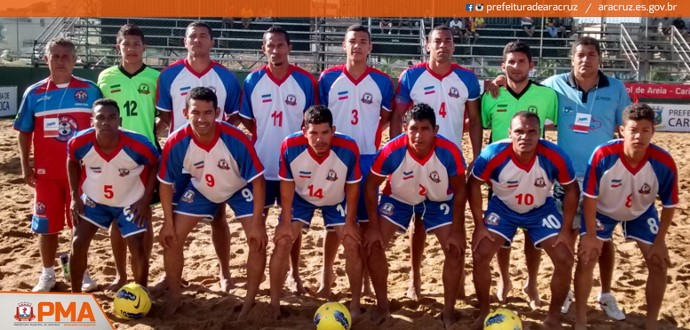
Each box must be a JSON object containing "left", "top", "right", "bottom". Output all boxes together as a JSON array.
[
  {"left": 521, "top": 17, "right": 535, "bottom": 37},
  {"left": 449, "top": 17, "right": 467, "bottom": 43},
  {"left": 397, "top": 17, "right": 417, "bottom": 34},
  {"left": 467, "top": 17, "right": 484, "bottom": 43},
  {"left": 560, "top": 17, "right": 574, "bottom": 38},
  {"left": 546, "top": 18, "right": 559, "bottom": 37},
  {"left": 672, "top": 17, "right": 688, "bottom": 39},
  {"left": 379, "top": 19, "right": 393, "bottom": 34}
]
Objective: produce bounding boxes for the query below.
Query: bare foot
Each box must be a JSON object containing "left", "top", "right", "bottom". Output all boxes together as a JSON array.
[
  {"left": 219, "top": 277, "right": 236, "bottom": 293},
  {"left": 316, "top": 271, "right": 334, "bottom": 298},
  {"left": 270, "top": 303, "right": 283, "bottom": 321},
  {"left": 163, "top": 297, "right": 183, "bottom": 316},
  {"left": 442, "top": 309, "right": 457, "bottom": 329},
  {"left": 523, "top": 285, "right": 545, "bottom": 310},
  {"left": 151, "top": 276, "right": 189, "bottom": 294},
  {"left": 286, "top": 275, "right": 306, "bottom": 295},
  {"left": 496, "top": 279, "right": 513, "bottom": 303},
  {"left": 105, "top": 276, "right": 126, "bottom": 292},
  {"left": 542, "top": 315, "right": 565, "bottom": 330},
  {"left": 349, "top": 304, "right": 363, "bottom": 319},
  {"left": 236, "top": 301, "right": 254, "bottom": 321},
  {"left": 369, "top": 307, "right": 390, "bottom": 325},
  {"left": 470, "top": 315, "right": 485, "bottom": 330}
]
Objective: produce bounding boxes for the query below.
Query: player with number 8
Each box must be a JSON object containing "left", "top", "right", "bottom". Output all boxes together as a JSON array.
[
  {"left": 574, "top": 103, "right": 678, "bottom": 330},
  {"left": 467, "top": 111, "right": 578, "bottom": 330}
]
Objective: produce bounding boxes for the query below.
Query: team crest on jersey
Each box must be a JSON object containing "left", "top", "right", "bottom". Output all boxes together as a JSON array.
[
  {"left": 74, "top": 90, "right": 88, "bottom": 103},
  {"left": 138, "top": 83, "right": 151, "bottom": 95},
  {"left": 119, "top": 168, "right": 130, "bottom": 177},
  {"left": 563, "top": 106, "right": 574, "bottom": 113},
  {"left": 361, "top": 92, "right": 373, "bottom": 104},
  {"left": 217, "top": 159, "right": 230, "bottom": 170},
  {"left": 527, "top": 105, "right": 538, "bottom": 113},
  {"left": 448, "top": 87, "right": 460, "bottom": 99},
  {"left": 326, "top": 169, "right": 338, "bottom": 181},
  {"left": 638, "top": 183, "right": 651, "bottom": 194},
  {"left": 82, "top": 196, "right": 96, "bottom": 208},
  {"left": 534, "top": 177, "right": 546, "bottom": 188},
  {"left": 181, "top": 190, "right": 195, "bottom": 203},
  {"left": 56, "top": 115, "right": 79, "bottom": 142},
  {"left": 35, "top": 202, "right": 46, "bottom": 215},
  {"left": 596, "top": 219, "right": 605, "bottom": 231},
  {"left": 429, "top": 171, "right": 441, "bottom": 183},
  {"left": 380, "top": 202, "right": 394, "bottom": 216},
  {"left": 285, "top": 94, "right": 297, "bottom": 106},
  {"left": 485, "top": 212, "right": 500, "bottom": 225}
]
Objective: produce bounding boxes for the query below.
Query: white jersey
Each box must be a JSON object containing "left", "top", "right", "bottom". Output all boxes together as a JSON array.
[
  {"left": 318, "top": 65, "right": 394, "bottom": 155},
  {"left": 68, "top": 128, "right": 159, "bottom": 207},
  {"left": 158, "top": 122, "right": 264, "bottom": 203},
  {"left": 583, "top": 139, "right": 678, "bottom": 221},
  {"left": 396, "top": 63, "right": 481, "bottom": 148},
  {"left": 239, "top": 65, "right": 317, "bottom": 180},
  {"left": 279, "top": 132, "right": 361, "bottom": 206},
  {"left": 472, "top": 139, "right": 575, "bottom": 214},
  {"left": 156, "top": 59, "right": 241, "bottom": 132},
  {"left": 371, "top": 134, "right": 465, "bottom": 205}
]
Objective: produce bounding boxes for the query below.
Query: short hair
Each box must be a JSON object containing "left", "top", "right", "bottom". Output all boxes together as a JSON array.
[
  {"left": 186, "top": 21, "right": 214, "bottom": 39},
  {"left": 511, "top": 111, "right": 541, "bottom": 128},
  {"left": 264, "top": 25, "right": 291, "bottom": 45},
  {"left": 185, "top": 87, "right": 218, "bottom": 109},
  {"left": 45, "top": 37, "right": 76, "bottom": 57},
  {"left": 304, "top": 105, "right": 333, "bottom": 127},
  {"left": 622, "top": 103, "right": 655, "bottom": 124},
  {"left": 404, "top": 103, "right": 436, "bottom": 127},
  {"left": 572, "top": 36, "right": 601, "bottom": 57},
  {"left": 345, "top": 24, "right": 371, "bottom": 41},
  {"left": 503, "top": 41, "right": 532, "bottom": 63},
  {"left": 116, "top": 24, "right": 146, "bottom": 44},
  {"left": 93, "top": 98, "right": 120, "bottom": 115},
  {"left": 427, "top": 25, "right": 452, "bottom": 42}
]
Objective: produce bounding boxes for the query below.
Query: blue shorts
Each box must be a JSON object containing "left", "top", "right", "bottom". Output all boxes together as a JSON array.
[
  {"left": 356, "top": 155, "right": 376, "bottom": 222},
  {"left": 579, "top": 205, "right": 659, "bottom": 245},
  {"left": 378, "top": 195, "right": 452, "bottom": 233},
  {"left": 174, "top": 182, "right": 255, "bottom": 221},
  {"left": 290, "top": 194, "right": 347, "bottom": 229},
  {"left": 484, "top": 199, "right": 562, "bottom": 248},
  {"left": 265, "top": 180, "right": 281, "bottom": 208},
  {"left": 172, "top": 174, "right": 192, "bottom": 205},
  {"left": 80, "top": 195, "right": 147, "bottom": 238}
]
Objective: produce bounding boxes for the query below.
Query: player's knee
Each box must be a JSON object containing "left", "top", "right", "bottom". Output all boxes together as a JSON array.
[
  {"left": 472, "top": 248, "right": 494, "bottom": 266},
  {"left": 646, "top": 255, "right": 668, "bottom": 274},
  {"left": 342, "top": 238, "right": 361, "bottom": 256},
  {"left": 273, "top": 236, "right": 292, "bottom": 252},
  {"left": 552, "top": 249, "right": 575, "bottom": 269}
]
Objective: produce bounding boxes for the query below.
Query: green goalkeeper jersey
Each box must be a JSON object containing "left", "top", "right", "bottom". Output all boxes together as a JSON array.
[
  {"left": 98, "top": 64, "right": 160, "bottom": 144},
  {"left": 481, "top": 81, "right": 558, "bottom": 143}
]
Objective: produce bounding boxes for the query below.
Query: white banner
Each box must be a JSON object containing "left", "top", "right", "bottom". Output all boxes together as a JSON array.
[
  {"left": 650, "top": 103, "right": 690, "bottom": 132},
  {"left": 0, "top": 86, "right": 17, "bottom": 117},
  {"left": 0, "top": 292, "right": 113, "bottom": 329}
]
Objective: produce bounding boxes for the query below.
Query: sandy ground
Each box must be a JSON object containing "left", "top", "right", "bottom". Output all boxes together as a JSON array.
[{"left": 0, "top": 117, "right": 688, "bottom": 329}]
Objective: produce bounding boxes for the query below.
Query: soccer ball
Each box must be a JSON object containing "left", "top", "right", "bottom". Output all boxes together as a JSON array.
[
  {"left": 113, "top": 282, "right": 151, "bottom": 320},
  {"left": 484, "top": 308, "right": 522, "bottom": 330},
  {"left": 313, "top": 302, "right": 351, "bottom": 330}
]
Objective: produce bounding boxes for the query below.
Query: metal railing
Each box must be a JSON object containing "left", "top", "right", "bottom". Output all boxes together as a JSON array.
[
  {"left": 619, "top": 24, "right": 640, "bottom": 80},
  {"left": 670, "top": 26, "right": 690, "bottom": 74}
]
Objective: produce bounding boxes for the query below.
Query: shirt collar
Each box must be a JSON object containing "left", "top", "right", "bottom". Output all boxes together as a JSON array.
[{"left": 567, "top": 70, "right": 610, "bottom": 90}]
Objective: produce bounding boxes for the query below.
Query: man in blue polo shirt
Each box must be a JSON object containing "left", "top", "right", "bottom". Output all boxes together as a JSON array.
[{"left": 542, "top": 36, "right": 631, "bottom": 320}]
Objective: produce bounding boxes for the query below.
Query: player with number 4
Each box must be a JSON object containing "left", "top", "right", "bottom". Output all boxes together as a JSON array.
[
  {"left": 66, "top": 99, "right": 159, "bottom": 293},
  {"left": 468, "top": 111, "right": 578, "bottom": 330},
  {"left": 574, "top": 104, "right": 678, "bottom": 330},
  {"left": 157, "top": 87, "right": 267, "bottom": 319},
  {"left": 269, "top": 105, "right": 364, "bottom": 320}
]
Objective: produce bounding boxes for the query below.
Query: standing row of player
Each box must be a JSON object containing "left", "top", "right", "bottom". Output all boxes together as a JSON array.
[{"left": 14, "top": 20, "right": 678, "bottom": 330}]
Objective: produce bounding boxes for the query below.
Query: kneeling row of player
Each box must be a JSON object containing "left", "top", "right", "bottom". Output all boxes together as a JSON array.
[{"left": 67, "top": 87, "right": 677, "bottom": 329}]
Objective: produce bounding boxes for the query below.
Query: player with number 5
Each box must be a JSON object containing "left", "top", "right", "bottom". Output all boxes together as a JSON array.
[
  {"left": 269, "top": 105, "right": 364, "bottom": 320},
  {"left": 157, "top": 87, "right": 267, "bottom": 319},
  {"left": 468, "top": 111, "right": 578, "bottom": 330},
  {"left": 67, "top": 99, "right": 159, "bottom": 293},
  {"left": 574, "top": 103, "right": 678, "bottom": 330}
]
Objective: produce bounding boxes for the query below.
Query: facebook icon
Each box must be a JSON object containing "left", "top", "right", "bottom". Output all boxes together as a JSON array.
[{"left": 465, "top": 3, "right": 473, "bottom": 11}]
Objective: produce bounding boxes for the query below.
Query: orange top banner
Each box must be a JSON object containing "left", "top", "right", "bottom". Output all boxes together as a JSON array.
[{"left": 0, "top": 0, "right": 687, "bottom": 17}]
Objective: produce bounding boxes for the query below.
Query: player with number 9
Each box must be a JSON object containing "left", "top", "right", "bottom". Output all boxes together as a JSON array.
[
  {"left": 269, "top": 105, "right": 364, "bottom": 320},
  {"left": 574, "top": 103, "right": 678, "bottom": 330},
  {"left": 364, "top": 103, "right": 467, "bottom": 328},
  {"left": 468, "top": 111, "right": 578, "bottom": 329},
  {"left": 66, "top": 99, "right": 159, "bottom": 293},
  {"left": 157, "top": 87, "right": 267, "bottom": 319}
]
